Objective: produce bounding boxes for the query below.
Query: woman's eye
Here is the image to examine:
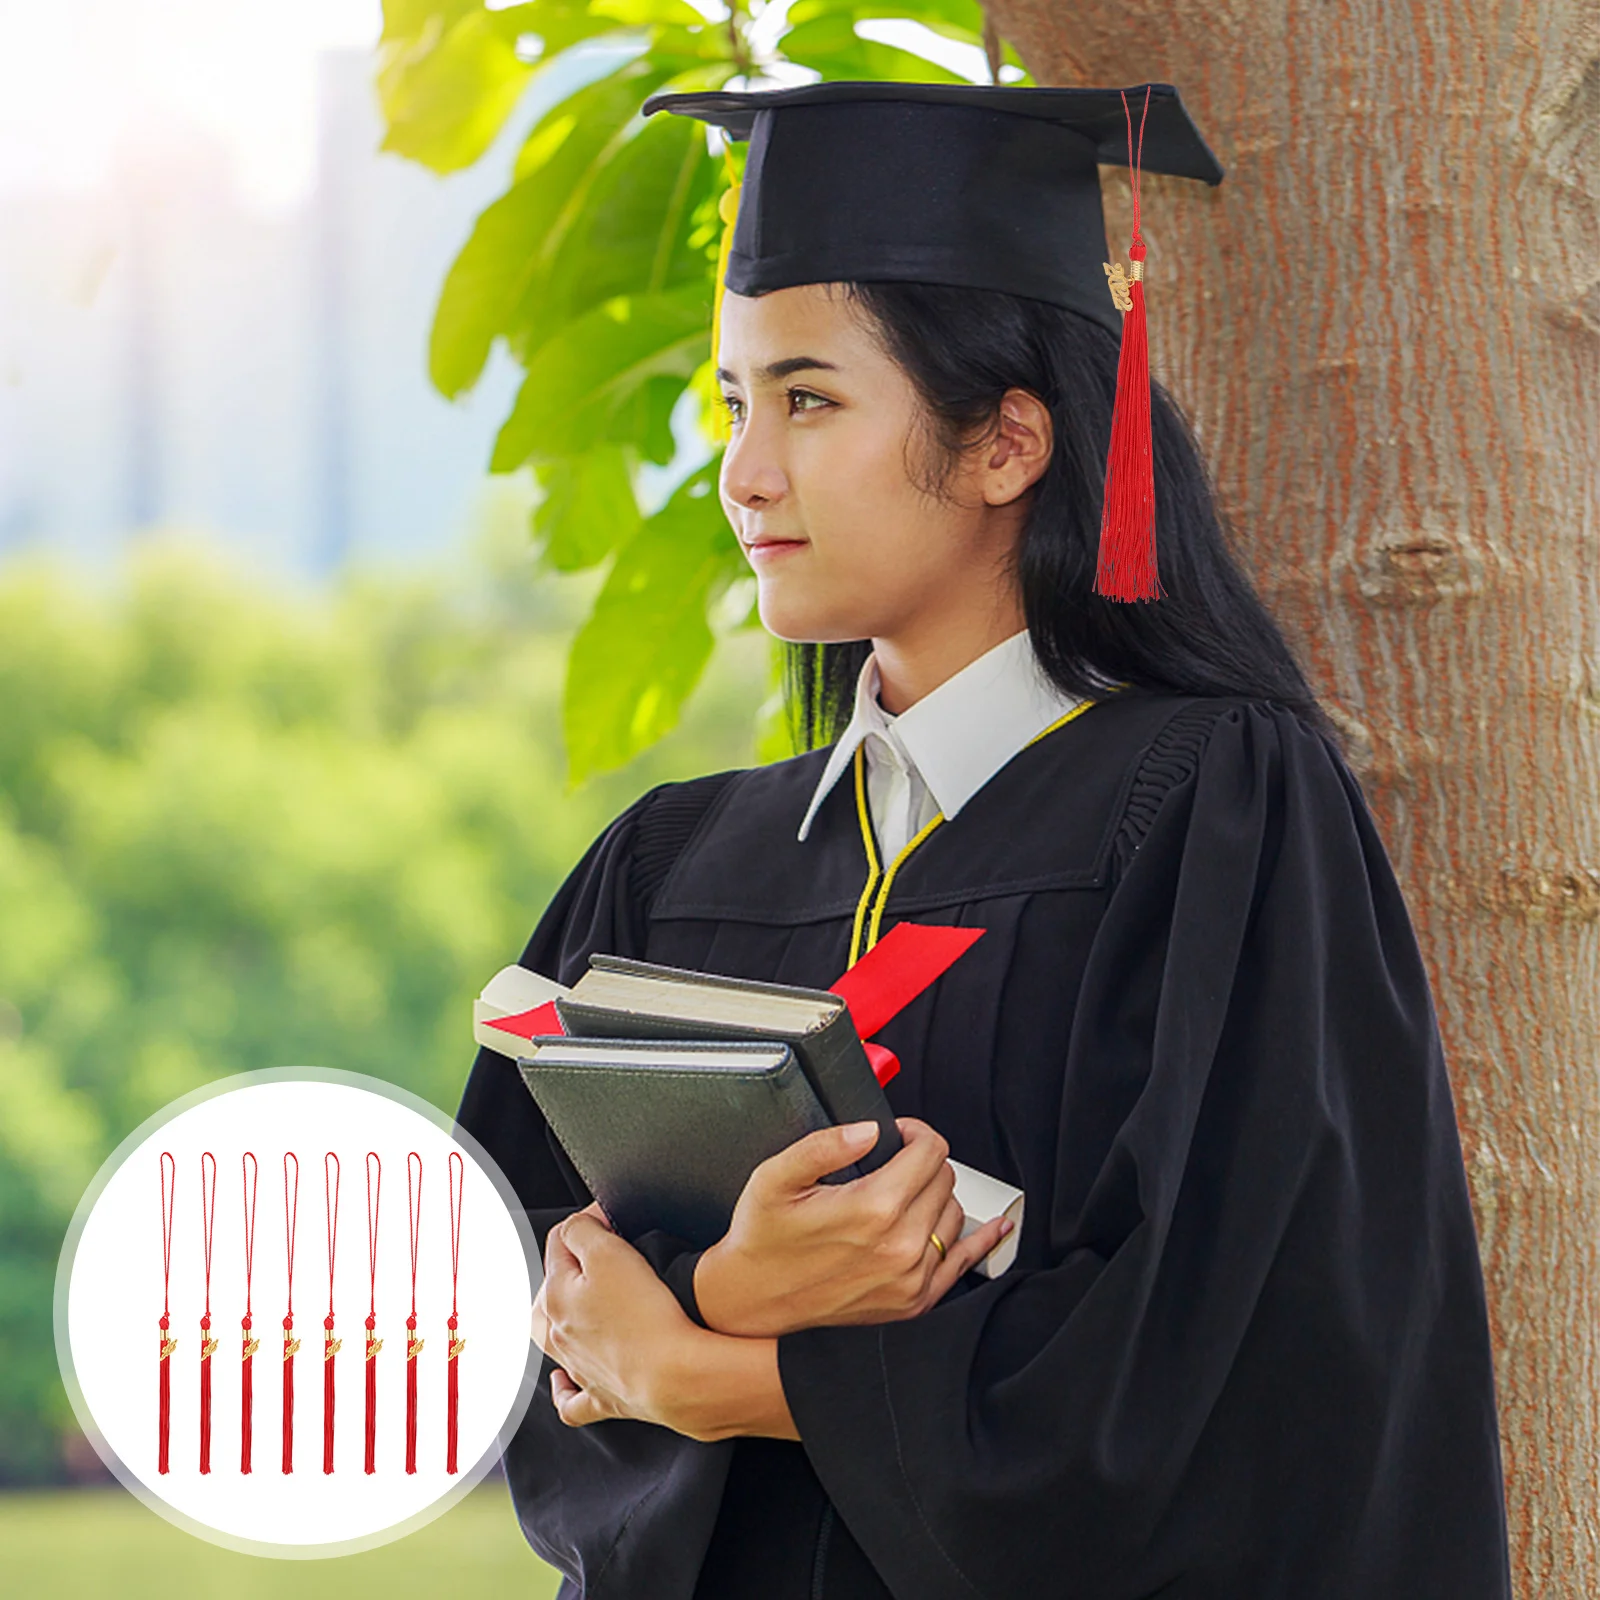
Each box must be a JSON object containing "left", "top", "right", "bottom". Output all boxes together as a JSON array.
[
  {"left": 719, "top": 393, "right": 745, "bottom": 425},
  {"left": 787, "top": 388, "right": 832, "bottom": 416}
]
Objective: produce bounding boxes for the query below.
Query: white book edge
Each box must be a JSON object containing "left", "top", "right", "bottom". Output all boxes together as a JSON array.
[
  {"left": 474, "top": 964, "right": 1025, "bottom": 1278},
  {"left": 473, "top": 964, "right": 571, "bottom": 1056},
  {"left": 948, "top": 1158, "right": 1024, "bottom": 1279}
]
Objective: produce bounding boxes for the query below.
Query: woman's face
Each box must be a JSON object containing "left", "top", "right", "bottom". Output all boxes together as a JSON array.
[{"left": 716, "top": 283, "right": 1038, "bottom": 647}]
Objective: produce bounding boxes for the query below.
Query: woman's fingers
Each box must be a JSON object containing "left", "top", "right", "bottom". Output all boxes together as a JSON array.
[
  {"left": 550, "top": 1366, "right": 605, "bottom": 1428},
  {"left": 923, "top": 1214, "right": 1012, "bottom": 1307}
]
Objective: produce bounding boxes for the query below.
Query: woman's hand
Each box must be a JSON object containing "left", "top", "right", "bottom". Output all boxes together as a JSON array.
[
  {"left": 692, "top": 1117, "right": 1013, "bottom": 1338},
  {"left": 535, "top": 1201, "right": 800, "bottom": 1442},
  {"left": 536, "top": 1201, "right": 699, "bottom": 1430}
]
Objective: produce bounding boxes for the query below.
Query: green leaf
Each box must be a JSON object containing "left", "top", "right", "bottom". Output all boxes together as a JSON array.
[
  {"left": 786, "top": 0, "right": 986, "bottom": 36},
  {"left": 504, "top": 0, "right": 635, "bottom": 61},
  {"left": 540, "top": 99, "right": 720, "bottom": 311},
  {"left": 562, "top": 466, "right": 742, "bottom": 784},
  {"left": 377, "top": 7, "right": 536, "bottom": 175},
  {"left": 429, "top": 56, "right": 707, "bottom": 397},
  {"left": 778, "top": 18, "right": 970, "bottom": 82},
  {"left": 491, "top": 287, "right": 710, "bottom": 469},
  {"left": 591, "top": 0, "right": 712, "bottom": 26},
  {"left": 531, "top": 447, "right": 642, "bottom": 572}
]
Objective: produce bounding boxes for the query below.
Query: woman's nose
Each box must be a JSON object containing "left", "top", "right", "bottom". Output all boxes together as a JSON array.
[{"left": 720, "top": 410, "right": 787, "bottom": 510}]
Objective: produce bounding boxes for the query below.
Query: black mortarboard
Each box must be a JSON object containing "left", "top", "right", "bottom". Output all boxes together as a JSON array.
[
  {"left": 641, "top": 81, "right": 1223, "bottom": 340},
  {"left": 643, "top": 81, "right": 1226, "bottom": 603}
]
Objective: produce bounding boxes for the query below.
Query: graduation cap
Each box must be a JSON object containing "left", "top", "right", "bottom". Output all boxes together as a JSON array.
[{"left": 642, "top": 80, "right": 1225, "bottom": 603}]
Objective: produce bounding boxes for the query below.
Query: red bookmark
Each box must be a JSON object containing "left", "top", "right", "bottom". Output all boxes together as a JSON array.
[
  {"left": 240, "top": 1153, "right": 259, "bottom": 1473},
  {"left": 446, "top": 1151, "right": 465, "bottom": 1474},
  {"left": 157, "top": 1152, "right": 176, "bottom": 1475},
  {"left": 405, "top": 1152, "right": 423, "bottom": 1474},
  {"left": 282, "top": 1152, "right": 301, "bottom": 1474},
  {"left": 363, "top": 1153, "right": 382, "bottom": 1474},
  {"left": 323, "top": 1152, "right": 342, "bottom": 1474},
  {"left": 197, "top": 1152, "right": 218, "bottom": 1473}
]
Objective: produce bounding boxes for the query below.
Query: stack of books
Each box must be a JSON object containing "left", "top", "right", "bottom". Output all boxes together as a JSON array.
[{"left": 473, "top": 953, "right": 1023, "bottom": 1278}]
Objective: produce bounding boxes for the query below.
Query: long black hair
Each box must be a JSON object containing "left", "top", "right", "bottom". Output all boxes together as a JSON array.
[{"left": 778, "top": 281, "right": 1340, "bottom": 752}]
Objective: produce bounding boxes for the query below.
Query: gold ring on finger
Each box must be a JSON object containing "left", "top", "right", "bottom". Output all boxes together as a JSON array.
[{"left": 929, "top": 1231, "right": 947, "bottom": 1259}]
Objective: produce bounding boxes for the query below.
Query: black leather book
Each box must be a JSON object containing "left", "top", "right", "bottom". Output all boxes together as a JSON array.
[
  {"left": 553, "top": 951, "right": 904, "bottom": 1180},
  {"left": 515, "top": 1036, "right": 842, "bottom": 1248}
]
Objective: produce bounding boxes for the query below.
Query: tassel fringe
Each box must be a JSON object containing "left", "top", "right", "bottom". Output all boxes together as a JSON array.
[
  {"left": 199, "top": 1317, "right": 215, "bottom": 1474},
  {"left": 158, "top": 1320, "right": 173, "bottom": 1475},
  {"left": 447, "top": 1317, "right": 462, "bottom": 1474},
  {"left": 241, "top": 1319, "right": 258, "bottom": 1474},
  {"left": 365, "top": 1318, "right": 380, "bottom": 1474},
  {"left": 405, "top": 1317, "right": 421, "bottom": 1474},
  {"left": 282, "top": 1318, "right": 298, "bottom": 1473}
]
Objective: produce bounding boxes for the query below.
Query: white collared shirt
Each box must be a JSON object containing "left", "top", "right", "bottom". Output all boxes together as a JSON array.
[{"left": 795, "top": 628, "right": 1091, "bottom": 860}]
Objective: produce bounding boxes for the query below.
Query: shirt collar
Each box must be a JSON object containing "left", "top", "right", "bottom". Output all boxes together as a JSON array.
[{"left": 795, "top": 628, "right": 1088, "bottom": 843}]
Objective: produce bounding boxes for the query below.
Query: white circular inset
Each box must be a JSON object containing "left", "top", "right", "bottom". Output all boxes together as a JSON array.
[{"left": 54, "top": 1067, "right": 540, "bottom": 1557}]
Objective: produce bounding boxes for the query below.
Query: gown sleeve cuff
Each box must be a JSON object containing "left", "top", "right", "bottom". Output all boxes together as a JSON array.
[{"left": 776, "top": 1321, "right": 965, "bottom": 1597}]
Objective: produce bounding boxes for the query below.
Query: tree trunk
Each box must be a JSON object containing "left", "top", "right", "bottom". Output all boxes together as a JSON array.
[{"left": 985, "top": 2, "right": 1600, "bottom": 1592}]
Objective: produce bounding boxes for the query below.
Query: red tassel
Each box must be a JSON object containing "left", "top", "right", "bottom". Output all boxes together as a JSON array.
[
  {"left": 446, "top": 1319, "right": 460, "bottom": 1474},
  {"left": 323, "top": 1318, "right": 339, "bottom": 1473},
  {"left": 199, "top": 1318, "right": 214, "bottom": 1474},
  {"left": 282, "top": 1317, "right": 298, "bottom": 1473},
  {"left": 158, "top": 1318, "right": 173, "bottom": 1475},
  {"left": 322, "top": 1153, "right": 341, "bottom": 1474},
  {"left": 197, "top": 1152, "right": 217, "bottom": 1475},
  {"left": 364, "top": 1316, "right": 379, "bottom": 1474},
  {"left": 446, "top": 1151, "right": 464, "bottom": 1475},
  {"left": 157, "top": 1151, "right": 175, "bottom": 1476},
  {"left": 364, "top": 1150, "right": 382, "bottom": 1475},
  {"left": 405, "top": 1316, "right": 420, "bottom": 1474},
  {"left": 1095, "top": 86, "right": 1164, "bottom": 603},
  {"left": 405, "top": 1152, "right": 423, "bottom": 1475},
  {"left": 282, "top": 1152, "right": 299, "bottom": 1474},
  {"left": 241, "top": 1152, "right": 259, "bottom": 1474},
  {"left": 241, "top": 1317, "right": 257, "bottom": 1474}
]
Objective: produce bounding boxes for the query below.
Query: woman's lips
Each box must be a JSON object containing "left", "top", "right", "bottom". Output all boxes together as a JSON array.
[{"left": 745, "top": 539, "right": 807, "bottom": 560}]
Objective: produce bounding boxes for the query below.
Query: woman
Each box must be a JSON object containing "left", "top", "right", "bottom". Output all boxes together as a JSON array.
[{"left": 455, "top": 82, "right": 1512, "bottom": 1599}]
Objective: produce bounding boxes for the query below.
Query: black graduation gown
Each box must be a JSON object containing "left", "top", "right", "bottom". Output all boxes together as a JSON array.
[{"left": 455, "top": 689, "right": 1512, "bottom": 1600}]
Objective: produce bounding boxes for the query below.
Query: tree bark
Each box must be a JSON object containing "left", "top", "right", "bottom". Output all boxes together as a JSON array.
[{"left": 984, "top": 2, "right": 1600, "bottom": 1592}]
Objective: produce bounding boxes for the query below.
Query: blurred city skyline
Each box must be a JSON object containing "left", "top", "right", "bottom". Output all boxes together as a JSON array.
[
  {"left": 0, "top": 28, "right": 550, "bottom": 579},
  {"left": 0, "top": 0, "right": 994, "bottom": 581}
]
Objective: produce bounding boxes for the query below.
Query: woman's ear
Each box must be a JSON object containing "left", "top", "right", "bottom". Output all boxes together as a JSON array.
[{"left": 982, "top": 389, "right": 1054, "bottom": 506}]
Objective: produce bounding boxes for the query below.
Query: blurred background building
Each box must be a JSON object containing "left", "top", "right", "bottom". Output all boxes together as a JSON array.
[{"left": 0, "top": 20, "right": 543, "bottom": 578}]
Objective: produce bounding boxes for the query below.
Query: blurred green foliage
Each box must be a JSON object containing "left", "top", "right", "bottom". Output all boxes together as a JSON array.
[
  {"left": 2, "top": 1483, "right": 561, "bottom": 1598},
  {"left": 0, "top": 533, "right": 770, "bottom": 1486},
  {"left": 377, "top": 0, "right": 1029, "bottom": 784}
]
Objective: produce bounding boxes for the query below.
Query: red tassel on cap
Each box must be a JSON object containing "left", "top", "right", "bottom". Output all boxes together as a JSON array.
[{"left": 1095, "top": 86, "right": 1165, "bottom": 603}]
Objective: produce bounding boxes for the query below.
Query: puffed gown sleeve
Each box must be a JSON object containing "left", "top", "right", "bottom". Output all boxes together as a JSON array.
[
  {"left": 773, "top": 700, "right": 1513, "bottom": 1599},
  {"left": 453, "top": 783, "right": 734, "bottom": 1599}
]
